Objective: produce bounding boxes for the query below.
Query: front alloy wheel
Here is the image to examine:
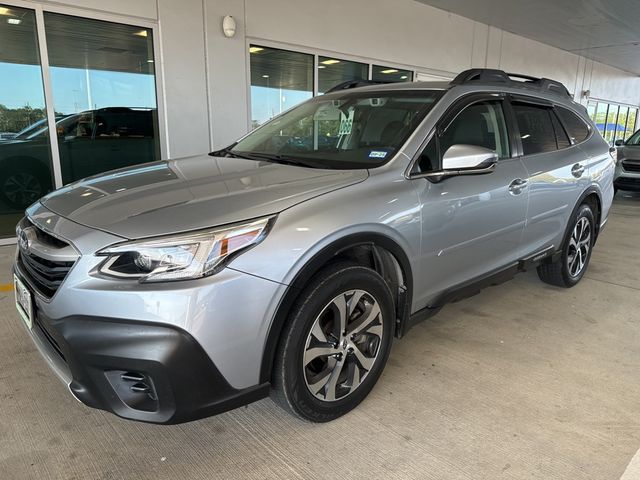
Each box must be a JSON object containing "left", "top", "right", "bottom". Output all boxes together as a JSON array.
[
  {"left": 272, "top": 262, "right": 394, "bottom": 422},
  {"left": 303, "top": 290, "right": 383, "bottom": 402}
]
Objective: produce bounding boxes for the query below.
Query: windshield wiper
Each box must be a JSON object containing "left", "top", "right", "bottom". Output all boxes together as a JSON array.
[
  {"left": 209, "top": 143, "right": 240, "bottom": 157},
  {"left": 211, "top": 145, "right": 321, "bottom": 168},
  {"left": 232, "top": 151, "right": 322, "bottom": 168}
]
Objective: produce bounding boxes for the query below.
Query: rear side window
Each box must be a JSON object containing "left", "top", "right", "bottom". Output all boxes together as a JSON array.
[
  {"left": 555, "top": 107, "right": 590, "bottom": 144},
  {"left": 512, "top": 103, "right": 558, "bottom": 155}
]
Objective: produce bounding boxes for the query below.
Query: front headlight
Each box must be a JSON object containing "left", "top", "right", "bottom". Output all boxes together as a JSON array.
[{"left": 97, "top": 216, "right": 274, "bottom": 282}]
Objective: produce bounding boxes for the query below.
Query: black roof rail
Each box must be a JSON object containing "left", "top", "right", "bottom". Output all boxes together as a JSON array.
[
  {"left": 450, "top": 68, "right": 572, "bottom": 99},
  {"left": 325, "top": 80, "right": 390, "bottom": 93}
]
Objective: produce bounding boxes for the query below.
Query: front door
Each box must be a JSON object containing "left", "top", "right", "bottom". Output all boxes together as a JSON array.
[{"left": 410, "top": 97, "right": 529, "bottom": 309}]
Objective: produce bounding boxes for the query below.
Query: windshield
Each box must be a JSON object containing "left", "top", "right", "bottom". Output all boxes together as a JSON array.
[
  {"left": 626, "top": 129, "right": 640, "bottom": 145},
  {"left": 229, "top": 90, "right": 443, "bottom": 169}
]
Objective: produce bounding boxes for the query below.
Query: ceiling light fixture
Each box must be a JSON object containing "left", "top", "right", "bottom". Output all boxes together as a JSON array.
[
  {"left": 7, "top": 18, "right": 21, "bottom": 25},
  {"left": 0, "top": 7, "right": 10, "bottom": 15},
  {"left": 134, "top": 30, "right": 148, "bottom": 37},
  {"left": 317, "top": 65, "right": 326, "bottom": 69},
  {"left": 380, "top": 69, "right": 399, "bottom": 74},
  {"left": 321, "top": 59, "right": 341, "bottom": 65},
  {"left": 400, "top": 75, "right": 408, "bottom": 79},
  {"left": 262, "top": 75, "right": 269, "bottom": 78},
  {"left": 249, "top": 46, "right": 264, "bottom": 53}
]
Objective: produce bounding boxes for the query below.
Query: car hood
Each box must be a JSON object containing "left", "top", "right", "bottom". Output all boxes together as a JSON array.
[
  {"left": 41, "top": 154, "right": 368, "bottom": 239},
  {"left": 618, "top": 145, "right": 640, "bottom": 160}
]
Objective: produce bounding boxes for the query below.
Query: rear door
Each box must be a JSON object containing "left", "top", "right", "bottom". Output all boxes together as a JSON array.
[{"left": 511, "top": 98, "right": 589, "bottom": 256}]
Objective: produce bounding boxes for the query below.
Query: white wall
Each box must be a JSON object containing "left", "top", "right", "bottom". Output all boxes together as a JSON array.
[{"left": 34, "top": 0, "right": 640, "bottom": 156}]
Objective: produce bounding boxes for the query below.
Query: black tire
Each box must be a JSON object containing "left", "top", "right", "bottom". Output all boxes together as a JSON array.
[
  {"left": 0, "top": 165, "right": 48, "bottom": 210},
  {"left": 272, "top": 261, "right": 395, "bottom": 422},
  {"left": 537, "top": 203, "right": 595, "bottom": 288}
]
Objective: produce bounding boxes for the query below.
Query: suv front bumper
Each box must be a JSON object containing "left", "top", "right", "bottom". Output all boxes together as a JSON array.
[{"left": 23, "top": 306, "right": 269, "bottom": 424}]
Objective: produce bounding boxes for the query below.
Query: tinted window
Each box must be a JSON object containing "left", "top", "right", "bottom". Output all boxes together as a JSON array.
[
  {"left": 440, "top": 101, "right": 510, "bottom": 159},
  {"left": 550, "top": 111, "right": 571, "bottom": 149},
  {"left": 513, "top": 103, "right": 557, "bottom": 155},
  {"left": 555, "top": 107, "right": 590, "bottom": 144}
]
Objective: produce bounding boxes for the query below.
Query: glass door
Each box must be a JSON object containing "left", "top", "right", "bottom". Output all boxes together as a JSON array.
[
  {"left": 44, "top": 12, "right": 160, "bottom": 184},
  {"left": 0, "top": 4, "right": 56, "bottom": 238}
]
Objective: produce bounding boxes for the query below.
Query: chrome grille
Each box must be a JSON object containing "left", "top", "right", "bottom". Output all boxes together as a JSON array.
[{"left": 16, "top": 218, "right": 77, "bottom": 299}]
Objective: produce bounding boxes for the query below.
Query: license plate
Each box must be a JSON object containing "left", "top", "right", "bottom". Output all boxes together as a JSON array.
[{"left": 14, "top": 274, "right": 33, "bottom": 330}]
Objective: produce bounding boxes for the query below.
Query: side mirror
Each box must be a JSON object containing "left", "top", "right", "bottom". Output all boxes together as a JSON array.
[
  {"left": 442, "top": 144, "right": 499, "bottom": 171},
  {"left": 614, "top": 139, "right": 625, "bottom": 147}
]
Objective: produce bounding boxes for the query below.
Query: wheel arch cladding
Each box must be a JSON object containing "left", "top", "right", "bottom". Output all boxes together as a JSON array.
[
  {"left": 578, "top": 188, "right": 602, "bottom": 241},
  {"left": 259, "top": 232, "right": 413, "bottom": 384}
]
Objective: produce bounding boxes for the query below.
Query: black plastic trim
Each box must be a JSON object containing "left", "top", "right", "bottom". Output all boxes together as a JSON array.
[
  {"left": 34, "top": 313, "right": 269, "bottom": 424},
  {"left": 258, "top": 232, "right": 413, "bottom": 384}
]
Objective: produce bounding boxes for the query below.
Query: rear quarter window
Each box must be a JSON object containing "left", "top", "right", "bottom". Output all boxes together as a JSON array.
[{"left": 555, "top": 106, "right": 590, "bottom": 144}]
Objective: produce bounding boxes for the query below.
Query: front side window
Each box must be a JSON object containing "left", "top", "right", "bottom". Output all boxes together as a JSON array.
[
  {"left": 512, "top": 103, "right": 558, "bottom": 155},
  {"left": 230, "top": 91, "right": 442, "bottom": 169},
  {"left": 416, "top": 100, "right": 510, "bottom": 173},
  {"left": 440, "top": 101, "right": 510, "bottom": 159}
]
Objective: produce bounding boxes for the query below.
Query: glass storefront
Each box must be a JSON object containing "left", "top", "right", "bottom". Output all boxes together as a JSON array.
[
  {"left": 45, "top": 13, "right": 159, "bottom": 183},
  {"left": 249, "top": 44, "right": 414, "bottom": 127},
  {"left": 0, "top": 5, "right": 160, "bottom": 239},
  {"left": 317, "top": 56, "right": 368, "bottom": 94},
  {"left": 588, "top": 99, "right": 638, "bottom": 145},
  {"left": 249, "top": 46, "right": 314, "bottom": 128},
  {"left": 372, "top": 65, "right": 413, "bottom": 83},
  {"left": 0, "top": 4, "right": 55, "bottom": 238}
]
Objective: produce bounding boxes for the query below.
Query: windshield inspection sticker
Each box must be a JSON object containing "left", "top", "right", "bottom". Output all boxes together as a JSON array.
[{"left": 368, "top": 150, "right": 388, "bottom": 159}]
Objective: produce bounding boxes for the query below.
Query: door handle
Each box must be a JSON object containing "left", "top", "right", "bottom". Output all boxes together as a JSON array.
[
  {"left": 508, "top": 178, "right": 529, "bottom": 195},
  {"left": 571, "top": 163, "right": 585, "bottom": 178}
]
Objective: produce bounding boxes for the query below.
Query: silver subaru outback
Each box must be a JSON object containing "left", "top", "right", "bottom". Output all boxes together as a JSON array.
[{"left": 13, "top": 69, "right": 614, "bottom": 424}]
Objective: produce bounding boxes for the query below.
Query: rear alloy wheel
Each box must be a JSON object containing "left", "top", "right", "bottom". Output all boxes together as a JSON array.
[
  {"left": 537, "top": 203, "right": 595, "bottom": 288},
  {"left": 566, "top": 216, "right": 591, "bottom": 278},
  {"left": 272, "top": 262, "right": 394, "bottom": 422}
]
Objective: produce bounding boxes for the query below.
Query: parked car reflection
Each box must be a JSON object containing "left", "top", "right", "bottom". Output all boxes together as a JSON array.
[{"left": 0, "top": 107, "right": 158, "bottom": 209}]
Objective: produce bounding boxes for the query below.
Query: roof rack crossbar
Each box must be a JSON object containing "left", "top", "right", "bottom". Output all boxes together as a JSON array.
[{"left": 450, "top": 68, "right": 572, "bottom": 99}]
